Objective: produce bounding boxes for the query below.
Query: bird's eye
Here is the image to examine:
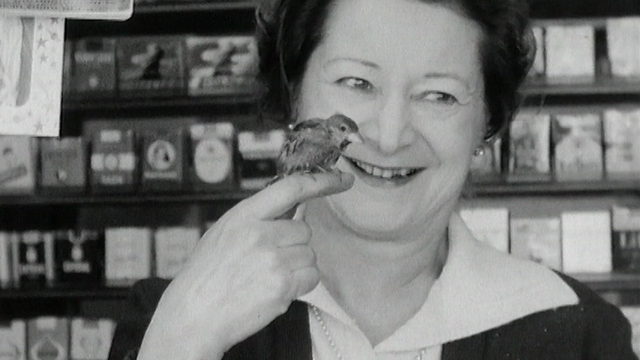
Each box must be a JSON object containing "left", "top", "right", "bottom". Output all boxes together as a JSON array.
[{"left": 339, "top": 124, "right": 348, "bottom": 132}]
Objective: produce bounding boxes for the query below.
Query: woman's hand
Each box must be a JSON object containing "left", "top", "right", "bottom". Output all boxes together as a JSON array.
[{"left": 136, "top": 172, "right": 355, "bottom": 360}]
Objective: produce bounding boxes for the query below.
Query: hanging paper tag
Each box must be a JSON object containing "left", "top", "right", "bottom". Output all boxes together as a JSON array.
[{"left": 0, "top": 0, "right": 133, "bottom": 21}]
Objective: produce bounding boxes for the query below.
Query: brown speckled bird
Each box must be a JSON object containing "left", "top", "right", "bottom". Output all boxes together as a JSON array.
[{"left": 275, "top": 114, "right": 363, "bottom": 179}]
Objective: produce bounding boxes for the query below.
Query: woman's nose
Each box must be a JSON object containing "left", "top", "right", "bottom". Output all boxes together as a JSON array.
[{"left": 361, "top": 91, "right": 415, "bottom": 154}]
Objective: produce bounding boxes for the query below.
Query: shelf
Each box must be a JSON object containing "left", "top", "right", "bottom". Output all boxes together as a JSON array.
[
  {"left": 62, "top": 94, "right": 259, "bottom": 112},
  {"left": 522, "top": 77, "right": 640, "bottom": 96},
  {"left": 574, "top": 273, "right": 640, "bottom": 292},
  {"left": 470, "top": 179, "right": 640, "bottom": 196},
  {"left": 134, "top": 1, "right": 256, "bottom": 14},
  {"left": 0, "top": 287, "right": 130, "bottom": 300}
]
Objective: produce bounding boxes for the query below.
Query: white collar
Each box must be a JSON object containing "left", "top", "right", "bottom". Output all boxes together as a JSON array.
[{"left": 299, "top": 212, "right": 579, "bottom": 351}]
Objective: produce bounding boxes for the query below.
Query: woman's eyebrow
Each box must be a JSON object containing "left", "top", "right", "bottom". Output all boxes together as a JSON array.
[
  {"left": 421, "top": 72, "right": 476, "bottom": 91},
  {"left": 325, "top": 57, "right": 380, "bottom": 69}
]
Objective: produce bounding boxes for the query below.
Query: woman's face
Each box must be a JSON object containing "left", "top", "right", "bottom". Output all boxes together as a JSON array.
[{"left": 296, "top": 0, "right": 487, "bottom": 237}]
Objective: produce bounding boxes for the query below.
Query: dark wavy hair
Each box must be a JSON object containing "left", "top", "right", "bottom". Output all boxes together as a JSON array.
[{"left": 255, "top": 0, "right": 535, "bottom": 141}]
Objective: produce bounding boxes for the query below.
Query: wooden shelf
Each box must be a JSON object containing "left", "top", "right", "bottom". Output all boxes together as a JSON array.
[
  {"left": 134, "top": 1, "right": 256, "bottom": 14},
  {"left": 470, "top": 179, "right": 640, "bottom": 197},
  {"left": 0, "top": 287, "right": 130, "bottom": 300},
  {"left": 574, "top": 273, "right": 640, "bottom": 292},
  {"left": 523, "top": 77, "right": 640, "bottom": 96},
  {"left": 62, "top": 94, "right": 259, "bottom": 112}
]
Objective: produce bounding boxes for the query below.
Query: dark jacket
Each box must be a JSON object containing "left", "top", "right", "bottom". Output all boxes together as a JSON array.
[{"left": 108, "top": 273, "right": 637, "bottom": 360}]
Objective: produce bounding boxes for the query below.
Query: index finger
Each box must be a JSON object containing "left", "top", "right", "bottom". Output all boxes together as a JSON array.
[{"left": 240, "top": 172, "right": 355, "bottom": 220}]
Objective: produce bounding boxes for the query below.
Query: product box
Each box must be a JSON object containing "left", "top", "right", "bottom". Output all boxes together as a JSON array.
[
  {"left": 507, "top": 112, "right": 551, "bottom": 182},
  {"left": 117, "top": 36, "right": 185, "bottom": 97},
  {"left": 459, "top": 207, "right": 510, "bottom": 253},
  {"left": 606, "top": 18, "right": 640, "bottom": 78},
  {"left": 185, "top": 35, "right": 259, "bottom": 96},
  {"left": 0, "top": 232, "right": 13, "bottom": 289},
  {"left": 612, "top": 205, "right": 640, "bottom": 273},
  {"left": 0, "top": 136, "right": 37, "bottom": 195},
  {"left": 603, "top": 108, "right": 640, "bottom": 179},
  {"left": 104, "top": 227, "right": 152, "bottom": 287},
  {"left": 70, "top": 318, "right": 115, "bottom": 360},
  {"left": 510, "top": 217, "right": 562, "bottom": 270},
  {"left": 469, "top": 139, "right": 502, "bottom": 183},
  {"left": 0, "top": 320, "right": 26, "bottom": 360},
  {"left": 620, "top": 306, "right": 640, "bottom": 358},
  {"left": 53, "top": 230, "right": 103, "bottom": 288},
  {"left": 528, "top": 26, "right": 545, "bottom": 78},
  {"left": 62, "top": 41, "right": 74, "bottom": 96},
  {"left": 13, "top": 231, "right": 54, "bottom": 289},
  {"left": 72, "top": 37, "right": 117, "bottom": 97},
  {"left": 90, "top": 128, "right": 137, "bottom": 194},
  {"left": 40, "top": 137, "right": 87, "bottom": 193},
  {"left": 27, "top": 317, "right": 69, "bottom": 360},
  {"left": 561, "top": 210, "right": 612, "bottom": 274},
  {"left": 545, "top": 25, "right": 595, "bottom": 81},
  {"left": 238, "top": 129, "right": 286, "bottom": 190},
  {"left": 141, "top": 127, "right": 185, "bottom": 192},
  {"left": 551, "top": 113, "right": 604, "bottom": 181},
  {"left": 189, "top": 122, "right": 236, "bottom": 191},
  {"left": 154, "top": 227, "right": 200, "bottom": 279}
]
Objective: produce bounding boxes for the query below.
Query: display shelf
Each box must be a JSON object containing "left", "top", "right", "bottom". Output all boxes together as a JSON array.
[
  {"left": 470, "top": 180, "right": 640, "bottom": 197},
  {"left": 574, "top": 273, "right": 640, "bottom": 292},
  {"left": 0, "top": 287, "right": 130, "bottom": 300},
  {"left": 523, "top": 77, "right": 640, "bottom": 96},
  {"left": 62, "top": 94, "right": 259, "bottom": 112},
  {"left": 134, "top": 1, "right": 256, "bottom": 14}
]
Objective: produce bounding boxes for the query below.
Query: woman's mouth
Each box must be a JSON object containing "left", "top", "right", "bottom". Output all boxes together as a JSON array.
[{"left": 344, "top": 157, "right": 424, "bottom": 182}]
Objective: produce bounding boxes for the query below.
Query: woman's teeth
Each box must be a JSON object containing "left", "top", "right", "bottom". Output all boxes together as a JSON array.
[{"left": 352, "top": 159, "right": 419, "bottom": 179}]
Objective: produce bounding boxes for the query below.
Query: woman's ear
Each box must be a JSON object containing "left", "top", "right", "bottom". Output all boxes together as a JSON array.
[{"left": 470, "top": 143, "right": 489, "bottom": 169}]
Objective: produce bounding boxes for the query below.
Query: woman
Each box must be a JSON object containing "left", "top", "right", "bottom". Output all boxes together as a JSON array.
[{"left": 109, "top": 0, "right": 636, "bottom": 359}]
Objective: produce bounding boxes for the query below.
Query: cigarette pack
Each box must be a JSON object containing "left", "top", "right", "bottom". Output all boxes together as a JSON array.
[
  {"left": 507, "top": 112, "right": 551, "bottom": 182},
  {"left": 0, "top": 320, "right": 26, "bottom": 360},
  {"left": 603, "top": 108, "right": 640, "bottom": 179},
  {"left": 459, "top": 207, "right": 510, "bottom": 253},
  {"left": 189, "top": 122, "right": 236, "bottom": 191},
  {"left": 611, "top": 205, "right": 640, "bottom": 273},
  {"left": 238, "top": 129, "right": 285, "bottom": 190},
  {"left": 27, "top": 317, "right": 69, "bottom": 360},
  {"left": 185, "top": 36, "right": 259, "bottom": 96},
  {"left": 39, "top": 137, "right": 87, "bottom": 194},
  {"left": 620, "top": 306, "right": 640, "bottom": 358},
  {"left": 13, "top": 231, "right": 54, "bottom": 289},
  {"left": 561, "top": 211, "right": 612, "bottom": 274},
  {"left": 62, "top": 41, "right": 74, "bottom": 96},
  {"left": 528, "top": 26, "right": 545, "bottom": 78},
  {"left": 70, "top": 318, "right": 115, "bottom": 360},
  {"left": 551, "top": 113, "right": 604, "bottom": 181},
  {"left": 117, "top": 36, "right": 185, "bottom": 97},
  {"left": 104, "top": 227, "right": 152, "bottom": 286},
  {"left": 606, "top": 18, "right": 640, "bottom": 77},
  {"left": 90, "top": 128, "right": 137, "bottom": 194},
  {"left": 141, "top": 127, "right": 185, "bottom": 192},
  {"left": 72, "top": 38, "right": 117, "bottom": 97},
  {"left": 545, "top": 25, "right": 595, "bottom": 80},
  {"left": 510, "top": 217, "right": 562, "bottom": 270},
  {"left": 0, "top": 232, "right": 13, "bottom": 289},
  {"left": 0, "top": 136, "right": 37, "bottom": 195},
  {"left": 154, "top": 227, "right": 200, "bottom": 279},
  {"left": 53, "top": 230, "right": 103, "bottom": 288}
]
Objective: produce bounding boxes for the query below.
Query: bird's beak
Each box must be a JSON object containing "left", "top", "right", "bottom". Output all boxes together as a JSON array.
[{"left": 347, "top": 132, "right": 364, "bottom": 144}]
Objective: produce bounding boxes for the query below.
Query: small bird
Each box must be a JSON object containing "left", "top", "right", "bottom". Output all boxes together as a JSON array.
[{"left": 276, "top": 113, "right": 364, "bottom": 178}]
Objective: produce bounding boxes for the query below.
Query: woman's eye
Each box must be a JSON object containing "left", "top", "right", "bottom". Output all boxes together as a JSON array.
[
  {"left": 337, "top": 77, "right": 374, "bottom": 92},
  {"left": 414, "top": 91, "right": 459, "bottom": 105}
]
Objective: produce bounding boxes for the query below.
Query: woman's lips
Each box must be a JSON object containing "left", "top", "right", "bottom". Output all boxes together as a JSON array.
[{"left": 343, "top": 156, "right": 425, "bottom": 187}]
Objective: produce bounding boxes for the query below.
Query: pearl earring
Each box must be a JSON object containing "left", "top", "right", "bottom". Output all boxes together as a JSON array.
[{"left": 473, "top": 147, "right": 485, "bottom": 157}]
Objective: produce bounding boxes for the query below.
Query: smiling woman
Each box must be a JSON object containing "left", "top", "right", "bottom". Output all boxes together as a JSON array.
[{"left": 108, "top": 1, "right": 636, "bottom": 360}]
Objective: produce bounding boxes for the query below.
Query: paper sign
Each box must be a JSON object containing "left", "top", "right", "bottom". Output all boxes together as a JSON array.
[
  {"left": 0, "top": 0, "right": 132, "bottom": 20},
  {"left": 0, "top": 16, "right": 64, "bottom": 137}
]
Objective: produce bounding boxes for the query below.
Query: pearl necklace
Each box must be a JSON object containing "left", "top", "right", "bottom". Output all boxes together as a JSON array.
[{"left": 310, "top": 305, "right": 428, "bottom": 360}]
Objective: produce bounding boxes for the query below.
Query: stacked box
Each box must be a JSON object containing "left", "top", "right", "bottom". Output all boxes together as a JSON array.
[
  {"left": 27, "top": 317, "right": 69, "bottom": 360},
  {"left": 545, "top": 25, "right": 595, "bottom": 80},
  {"left": 39, "top": 137, "right": 87, "bottom": 193},
  {"left": 606, "top": 18, "right": 640, "bottom": 77},
  {"left": 104, "top": 227, "right": 152, "bottom": 286},
  {"left": 72, "top": 38, "right": 117, "bottom": 97},
  {"left": 528, "top": 26, "right": 545, "bottom": 78},
  {"left": 0, "top": 136, "right": 37, "bottom": 195},
  {"left": 238, "top": 129, "right": 286, "bottom": 189},
  {"left": 0, "top": 320, "right": 26, "bottom": 360},
  {"left": 154, "top": 227, "right": 200, "bottom": 279},
  {"left": 469, "top": 139, "right": 502, "bottom": 182},
  {"left": 459, "top": 207, "right": 510, "bottom": 253},
  {"left": 561, "top": 211, "right": 612, "bottom": 274},
  {"left": 141, "top": 128, "right": 185, "bottom": 192},
  {"left": 90, "top": 128, "right": 137, "bottom": 193},
  {"left": 53, "top": 230, "right": 103, "bottom": 288},
  {"left": 13, "top": 231, "right": 54, "bottom": 289},
  {"left": 551, "top": 113, "right": 604, "bottom": 181},
  {"left": 62, "top": 41, "right": 74, "bottom": 96},
  {"left": 70, "top": 318, "right": 115, "bottom": 360},
  {"left": 117, "top": 36, "right": 185, "bottom": 97},
  {"left": 510, "top": 217, "right": 562, "bottom": 271},
  {"left": 612, "top": 205, "right": 640, "bottom": 273},
  {"left": 189, "top": 122, "right": 236, "bottom": 191},
  {"left": 186, "top": 36, "right": 259, "bottom": 96},
  {"left": 603, "top": 108, "right": 640, "bottom": 179},
  {"left": 0, "top": 232, "right": 12, "bottom": 289},
  {"left": 507, "top": 112, "right": 551, "bottom": 182}
]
